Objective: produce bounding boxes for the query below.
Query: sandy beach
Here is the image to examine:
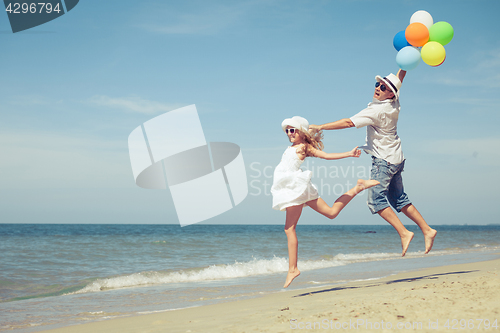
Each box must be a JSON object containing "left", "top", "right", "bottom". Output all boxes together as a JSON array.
[{"left": 39, "top": 257, "right": 500, "bottom": 333}]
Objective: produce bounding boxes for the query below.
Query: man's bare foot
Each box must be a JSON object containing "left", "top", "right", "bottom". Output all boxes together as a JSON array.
[
  {"left": 283, "top": 269, "right": 300, "bottom": 288},
  {"left": 401, "top": 231, "right": 414, "bottom": 257},
  {"left": 424, "top": 229, "right": 437, "bottom": 254},
  {"left": 356, "top": 179, "right": 380, "bottom": 192}
]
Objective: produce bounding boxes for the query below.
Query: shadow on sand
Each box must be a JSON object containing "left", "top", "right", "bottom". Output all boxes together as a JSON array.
[{"left": 293, "top": 270, "right": 477, "bottom": 298}]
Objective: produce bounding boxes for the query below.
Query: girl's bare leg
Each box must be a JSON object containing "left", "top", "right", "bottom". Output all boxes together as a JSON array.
[
  {"left": 283, "top": 205, "right": 303, "bottom": 288},
  {"left": 306, "top": 179, "right": 379, "bottom": 219}
]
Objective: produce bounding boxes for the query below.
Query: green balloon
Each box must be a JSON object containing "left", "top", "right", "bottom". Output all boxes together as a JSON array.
[{"left": 429, "top": 21, "right": 454, "bottom": 46}]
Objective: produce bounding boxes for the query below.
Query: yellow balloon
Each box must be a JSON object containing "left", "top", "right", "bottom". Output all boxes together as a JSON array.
[{"left": 421, "top": 41, "right": 446, "bottom": 66}]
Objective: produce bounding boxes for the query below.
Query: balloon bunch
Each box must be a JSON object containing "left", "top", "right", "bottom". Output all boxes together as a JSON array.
[{"left": 394, "top": 10, "right": 454, "bottom": 70}]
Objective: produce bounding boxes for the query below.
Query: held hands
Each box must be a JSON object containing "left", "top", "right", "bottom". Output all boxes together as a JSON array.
[{"left": 349, "top": 146, "right": 361, "bottom": 158}]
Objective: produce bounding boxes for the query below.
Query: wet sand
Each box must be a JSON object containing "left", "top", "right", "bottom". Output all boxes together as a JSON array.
[{"left": 41, "top": 257, "right": 500, "bottom": 333}]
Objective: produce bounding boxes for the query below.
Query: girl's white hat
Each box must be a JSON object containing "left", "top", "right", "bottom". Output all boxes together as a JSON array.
[
  {"left": 375, "top": 73, "right": 402, "bottom": 98},
  {"left": 281, "top": 116, "right": 309, "bottom": 134}
]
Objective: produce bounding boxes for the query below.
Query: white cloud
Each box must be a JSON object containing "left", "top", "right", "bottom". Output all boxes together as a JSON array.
[
  {"left": 8, "top": 95, "right": 64, "bottom": 106},
  {"left": 434, "top": 49, "right": 500, "bottom": 89},
  {"left": 139, "top": 3, "right": 246, "bottom": 35},
  {"left": 89, "top": 95, "right": 181, "bottom": 114},
  {"left": 0, "top": 131, "right": 132, "bottom": 189},
  {"left": 421, "top": 137, "right": 500, "bottom": 166},
  {"left": 476, "top": 49, "right": 500, "bottom": 71},
  {"left": 447, "top": 97, "right": 498, "bottom": 108},
  {"left": 434, "top": 77, "right": 468, "bottom": 87}
]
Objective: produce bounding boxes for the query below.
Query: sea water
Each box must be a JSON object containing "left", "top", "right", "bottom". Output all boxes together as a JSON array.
[{"left": 1, "top": 224, "right": 500, "bottom": 332}]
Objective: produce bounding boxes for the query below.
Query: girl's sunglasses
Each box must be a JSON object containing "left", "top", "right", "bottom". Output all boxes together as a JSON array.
[
  {"left": 285, "top": 128, "right": 298, "bottom": 134},
  {"left": 375, "top": 82, "right": 388, "bottom": 92}
]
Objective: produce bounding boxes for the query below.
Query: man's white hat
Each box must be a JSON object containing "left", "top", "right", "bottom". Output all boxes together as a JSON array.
[
  {"left": 375, "top": 73, "right": 402, "bottom": 98},
  {"left": 281, "top": 116, "right": 309, "bottom": 134}
]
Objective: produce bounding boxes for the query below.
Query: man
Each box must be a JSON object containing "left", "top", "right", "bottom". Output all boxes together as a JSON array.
[{"left": 310, "top": 70, "right": 436, "bottom": 256}]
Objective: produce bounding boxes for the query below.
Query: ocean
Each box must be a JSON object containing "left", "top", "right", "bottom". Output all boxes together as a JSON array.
[{"left": 1, "top": 224, "right": 500, "bottom": 332}]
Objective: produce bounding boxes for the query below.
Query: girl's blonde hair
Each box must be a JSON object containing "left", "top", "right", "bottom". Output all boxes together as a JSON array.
[{"left": 296, "top": 128, "right": 324, "bottom": 156}]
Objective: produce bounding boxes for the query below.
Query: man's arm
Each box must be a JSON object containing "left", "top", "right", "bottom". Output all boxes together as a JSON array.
[
  {"left": 309, "top": 118, "right": 355, "bottom": 131},
  {"left": 397, "top": 69, "right": 407, "bottom": 83}
]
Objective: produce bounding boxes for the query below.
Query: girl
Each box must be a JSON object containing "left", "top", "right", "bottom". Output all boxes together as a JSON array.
[{"left": 271, "top": 116, "right": 379, "bottom": 288}]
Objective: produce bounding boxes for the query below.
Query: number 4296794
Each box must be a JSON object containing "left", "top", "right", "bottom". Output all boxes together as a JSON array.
[
  {"left": 444, "top": 319, "right": 498, "bottom": 329},
  {"left": 5, "top": 2, "right": 62, "bottom": 14}
]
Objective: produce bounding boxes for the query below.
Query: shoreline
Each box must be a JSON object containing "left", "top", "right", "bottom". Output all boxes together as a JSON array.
[{"left": 39, "top": 256, "right": 500, "bottom": 333}]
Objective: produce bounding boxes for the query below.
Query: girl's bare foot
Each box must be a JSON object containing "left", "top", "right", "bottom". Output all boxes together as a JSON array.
[
  {"left": 356, "top": 179, "right": 380, "bottom": 192},
  {"left": 401, "top": 231, "right": 414, "bottom": 257},
  {"left": 424, "top": 229, "right": 437, "bottom": 254},
  {"left": 283, "top": 269, "right": 300, "bottom": 288}
]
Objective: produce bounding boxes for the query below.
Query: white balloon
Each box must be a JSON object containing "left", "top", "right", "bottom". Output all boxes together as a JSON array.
[{"left": 410, "top": 10, "right": 434, "bottom": 30}]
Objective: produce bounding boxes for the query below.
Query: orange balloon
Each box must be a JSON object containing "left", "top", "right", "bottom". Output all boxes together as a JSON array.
[{"left": 405, "top": 22, "right": 429, "bottom": 47}]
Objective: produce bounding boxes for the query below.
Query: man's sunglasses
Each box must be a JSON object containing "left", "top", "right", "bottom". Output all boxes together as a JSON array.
[
  {"left": 375, "top": 82, "right": 388, "bottom": 92},
  {"left": 285, "top": 128, "right": 298, "bottom": 134}
]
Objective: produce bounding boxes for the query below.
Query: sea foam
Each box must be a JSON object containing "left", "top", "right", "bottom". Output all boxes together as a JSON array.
[
  {"left": 70, "top": 245, "right": 500, "bottom": 295},
  {"left": 71, "top": 255, "right": 347, "bottom": 294}
]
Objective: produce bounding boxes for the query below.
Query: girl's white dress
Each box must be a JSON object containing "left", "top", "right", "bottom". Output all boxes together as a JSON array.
[{"left": 271, "top": 146, "right": 319, "bottom": 211}]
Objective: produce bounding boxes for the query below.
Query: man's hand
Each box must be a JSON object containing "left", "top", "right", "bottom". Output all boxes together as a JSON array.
[{"left": 397, "top": 69, "right": 407, "bottom": 83}]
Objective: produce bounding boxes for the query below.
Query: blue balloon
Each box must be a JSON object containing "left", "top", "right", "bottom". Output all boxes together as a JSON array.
[
  {"left": 396, "top": 46, "right": 421, "bottom": 71},
  {"left": 393, "top": 30, "right": 410, "bottom": 51}
]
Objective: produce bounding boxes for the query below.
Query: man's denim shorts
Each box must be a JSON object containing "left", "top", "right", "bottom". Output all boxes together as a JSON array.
[{"left": 367, "top": 157, "right": 411, "bottom": 214}]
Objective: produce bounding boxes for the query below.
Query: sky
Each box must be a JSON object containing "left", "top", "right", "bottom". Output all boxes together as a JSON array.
[{"left": 1, "top": 0, "right": 499, "bottom": 225}]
